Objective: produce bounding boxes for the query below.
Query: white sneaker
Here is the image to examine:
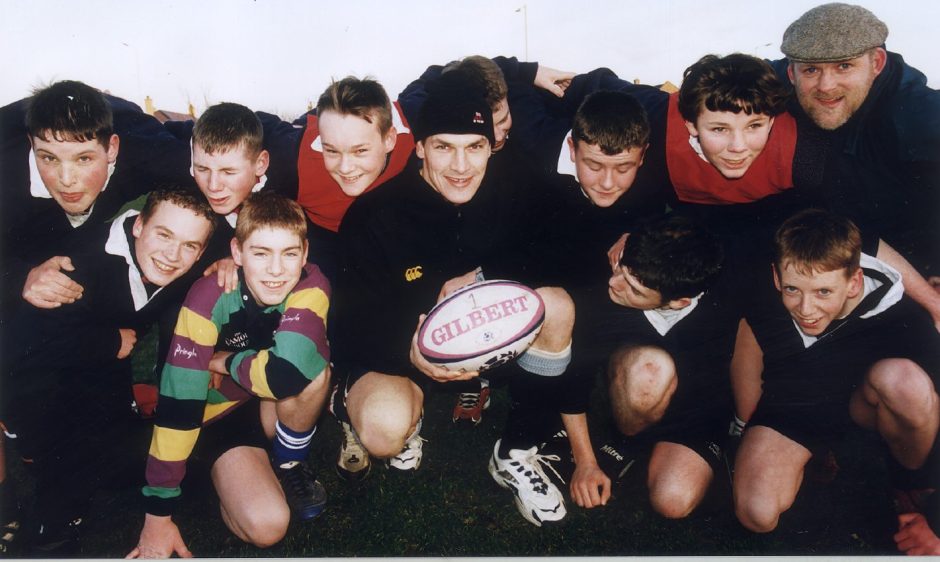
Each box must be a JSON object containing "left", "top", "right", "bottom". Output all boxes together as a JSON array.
[
  {"left": 337, "top": 421, "right": 371, "bottom": 481},
  {"left": 389, "top": 418, "right": 425, "bottom": 471},
  {"left": 488, "top": 439, "right": 567, "bottom": 526}
]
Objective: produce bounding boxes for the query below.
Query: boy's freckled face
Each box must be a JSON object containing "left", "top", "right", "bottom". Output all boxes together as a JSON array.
[
  {"left": 132, "top": 202, "right": 213, "bottom": 287},
  {"left": 231, "top": 227, "right": 308, "bottom": 306},
  {"left": 32, "top": 133, "right": 118, "bottom": 215},
  {"left": 774, "top": 263, "right": 862, "bottom": 336},
  {"left": 192, "top": 143, "right": 268, "bottom": 216}
]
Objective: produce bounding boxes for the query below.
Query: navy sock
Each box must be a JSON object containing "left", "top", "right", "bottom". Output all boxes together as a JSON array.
[{"left": 272, "top": 421, "right": 315, "bottom": 467}]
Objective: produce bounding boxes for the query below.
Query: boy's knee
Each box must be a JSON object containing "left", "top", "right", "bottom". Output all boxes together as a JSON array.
[
  {"left": 734, "top": 494, "right": 781, "bottom": 533},
  {"left": 867, "top": 359, "right": 937, "bottom": 413},
  {"left": 649, "top": 481, "right": 701, "bottom": 519},
  {"left": 609, "top": 347, "right": 676, "bottom": 434},
  {"left": 241, "top": 503, "right": 290, "bottom": 548},
  {"left": 534, "top": 286, "right": 574, "bottom": 342},
  {"left": 354, "top": 398, "right": 415, "bottom": 458}
]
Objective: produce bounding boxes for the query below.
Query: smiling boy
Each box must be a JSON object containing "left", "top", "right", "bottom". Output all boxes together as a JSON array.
[
  {"left": 4, "top": 189, "right": 215, "bottom": 555},
  {"left": 731, "top": 209, "right": 940, "bottom": 534},
  {"left": 293, "top": 77, "right": 414, "bottom": 282},
  {"left": 130, "top": 193, "right": 331, "bottom": 557}
]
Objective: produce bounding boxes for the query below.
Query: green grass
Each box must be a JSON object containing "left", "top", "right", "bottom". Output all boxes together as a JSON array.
[{"left": 8, "top": 329, "right": 903, "bottom": 557}]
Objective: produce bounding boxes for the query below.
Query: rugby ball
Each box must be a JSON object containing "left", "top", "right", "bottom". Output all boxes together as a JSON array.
[{"left": 418, "top": 280, "right": 545, "bottom": 372}]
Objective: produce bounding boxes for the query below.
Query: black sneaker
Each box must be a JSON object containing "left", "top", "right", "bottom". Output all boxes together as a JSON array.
[
  {"left": 274, "top": 461, "right": 327, "bottom": 521},
  {"left": 27, "top": 517, "right": 82, "bottom": 558}
]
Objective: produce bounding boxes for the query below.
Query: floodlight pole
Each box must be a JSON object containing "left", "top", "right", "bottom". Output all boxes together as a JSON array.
[{"left": 516, "top": 5, "right": 528, "bottom": 60}]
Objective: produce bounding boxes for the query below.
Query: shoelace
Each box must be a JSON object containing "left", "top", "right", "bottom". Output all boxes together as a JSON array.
[
  {"left": 281, "top": 463, "right": 315, "bottom": 496},
  {"left": 394, "top": 435, "right": 428, "bottom": 460},
  {"left": 511, "top": 451, "right": 563, "bottom": 494},
  {"left": 456, "top": 392, "right": 482, "bottom": 409}
]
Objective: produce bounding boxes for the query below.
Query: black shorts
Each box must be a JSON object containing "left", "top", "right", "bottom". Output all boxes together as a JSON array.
[{"left": 191, "top": 399, "right": 270, "bottom": 468}]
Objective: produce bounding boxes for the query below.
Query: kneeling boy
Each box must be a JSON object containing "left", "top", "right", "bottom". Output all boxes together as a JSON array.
[
  {"left": 129, "top": 193, "right": 331, "bottom": 557},
  {"left": 584, "top": 214, "right": 735, "bottom": 518},
  {"left": 733, "top": 209, "right": 940, "bottom": 533},
  {"left": 4, "top": 189, "right": 215, "bottom": 554}
]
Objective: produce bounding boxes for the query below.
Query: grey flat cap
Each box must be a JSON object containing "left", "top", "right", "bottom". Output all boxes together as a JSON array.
[{"left": 782, "top": 3, "right": 888, "bottom": 62}]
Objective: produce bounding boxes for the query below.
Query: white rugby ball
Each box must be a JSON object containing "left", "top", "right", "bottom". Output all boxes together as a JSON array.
[{"left": 418, "top": 280, "right": 545, "bottom": 372}]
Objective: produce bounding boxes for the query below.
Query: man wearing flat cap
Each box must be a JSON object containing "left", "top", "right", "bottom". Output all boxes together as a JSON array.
[
  {"left": 331, "top": 73, "right": 611, "bottom": 527},
  {"left": 772, "top": 3, "right": 940, "bottom": 292}
]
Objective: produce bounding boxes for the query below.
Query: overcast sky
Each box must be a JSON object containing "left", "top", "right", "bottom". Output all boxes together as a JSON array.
[{"left": 1, "top": 0, "right": 936, "bottom": 118}]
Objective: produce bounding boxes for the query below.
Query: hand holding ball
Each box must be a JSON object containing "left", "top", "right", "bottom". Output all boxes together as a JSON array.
[{"left": 417, "top": 280, "right": 544, "bottom": 372}]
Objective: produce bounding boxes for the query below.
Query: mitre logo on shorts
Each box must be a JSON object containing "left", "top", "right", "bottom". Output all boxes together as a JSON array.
[
  {"left": 405, "top": 266, "right": 423, "bottom": 281},
  {"left": 472, "top": 112, "right": 484, "bottom": 125}
]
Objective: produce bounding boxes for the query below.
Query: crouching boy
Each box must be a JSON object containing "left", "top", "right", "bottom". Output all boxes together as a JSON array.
[
  {"left": 129, "top": 193, "right": 331, "bottom": 557},
  {"left": 582, "top": 213, "right": 735, "bottom": 518},
  {"left": 732, "top": 209, "right": 940, "bottom": 534},
  {"left": 3, "top": 189, "right": 215, "bottom": 555}
]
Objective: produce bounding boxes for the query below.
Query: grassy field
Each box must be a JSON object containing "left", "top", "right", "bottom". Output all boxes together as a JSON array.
[{"left": 5, "top": 329, "right": 905, "bottom": 557}]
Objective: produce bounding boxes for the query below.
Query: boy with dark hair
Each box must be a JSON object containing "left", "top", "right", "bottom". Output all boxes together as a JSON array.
[
  {"left": 0, "top": 80, "right": 192, "bottom": 313},
  {"left": 3, "top": 189, "right": 215, "bottom": 555},
  {"left": 0, "top": 82, "right": 192, "bottom": 545},
  {"left": 731, "top": 209, "right": 940, "bottom": 534},
  {"left": 581, "top": 213, "right": 737, "bottom": 519},
  {"left": 129, "top": 193, "right": 331, "bottom": 557},
  {"left": 295, "top": 76, "right": 415, "bottom": 282},
  {"left": 538, "top": 89, "right": 667, "bottom": 295}
]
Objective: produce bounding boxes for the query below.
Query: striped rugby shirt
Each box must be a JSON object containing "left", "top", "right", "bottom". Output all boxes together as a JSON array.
[{"left": 142, "top": 263, "right": 330, "bottom": 514}]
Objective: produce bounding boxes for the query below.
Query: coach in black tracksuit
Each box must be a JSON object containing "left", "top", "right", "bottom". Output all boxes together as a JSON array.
[{"left": 333, "top": 78, "right": 609, "bottom": 526}]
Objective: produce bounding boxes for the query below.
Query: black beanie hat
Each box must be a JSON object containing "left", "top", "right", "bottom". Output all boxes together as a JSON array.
[{"left": 414, "top": 72, "right": 495, "bottom": 147}]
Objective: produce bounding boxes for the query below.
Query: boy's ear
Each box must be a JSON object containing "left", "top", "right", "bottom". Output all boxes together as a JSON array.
[
  {"left": 132, "top": 214, "right": 144, "bottom": 238},
  {"left": 567, "top": 136, "right": 577, "bottom": 163},
  {"left": 684, "top": 120, "right": 699, "bottom": 138},
  {"left": 665, "top": 296, "right": 692, "bottom": 310},
  {"left": 230, "top": 238, "right": 243, "bottom": 266},
  {"left": 637, "top": 143, "right": 649, "bottom": 167},
  {"left": 383, "top": 126, "right": 398, "bottom": 154},
  {"left": 846, "top": 267, "right": 864, "bottom": 298},
  {"left": 254, "top": 149, "right": 270, "bottom": 177},
  {"left": 772, "top": 263, "right": 782, "bottom": 291},
  {"left": 107, "top": 134, "right": 120, "bottom": 163},
  {"left": 415, "top": 140, "right": 426, "bottom": 160}
]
